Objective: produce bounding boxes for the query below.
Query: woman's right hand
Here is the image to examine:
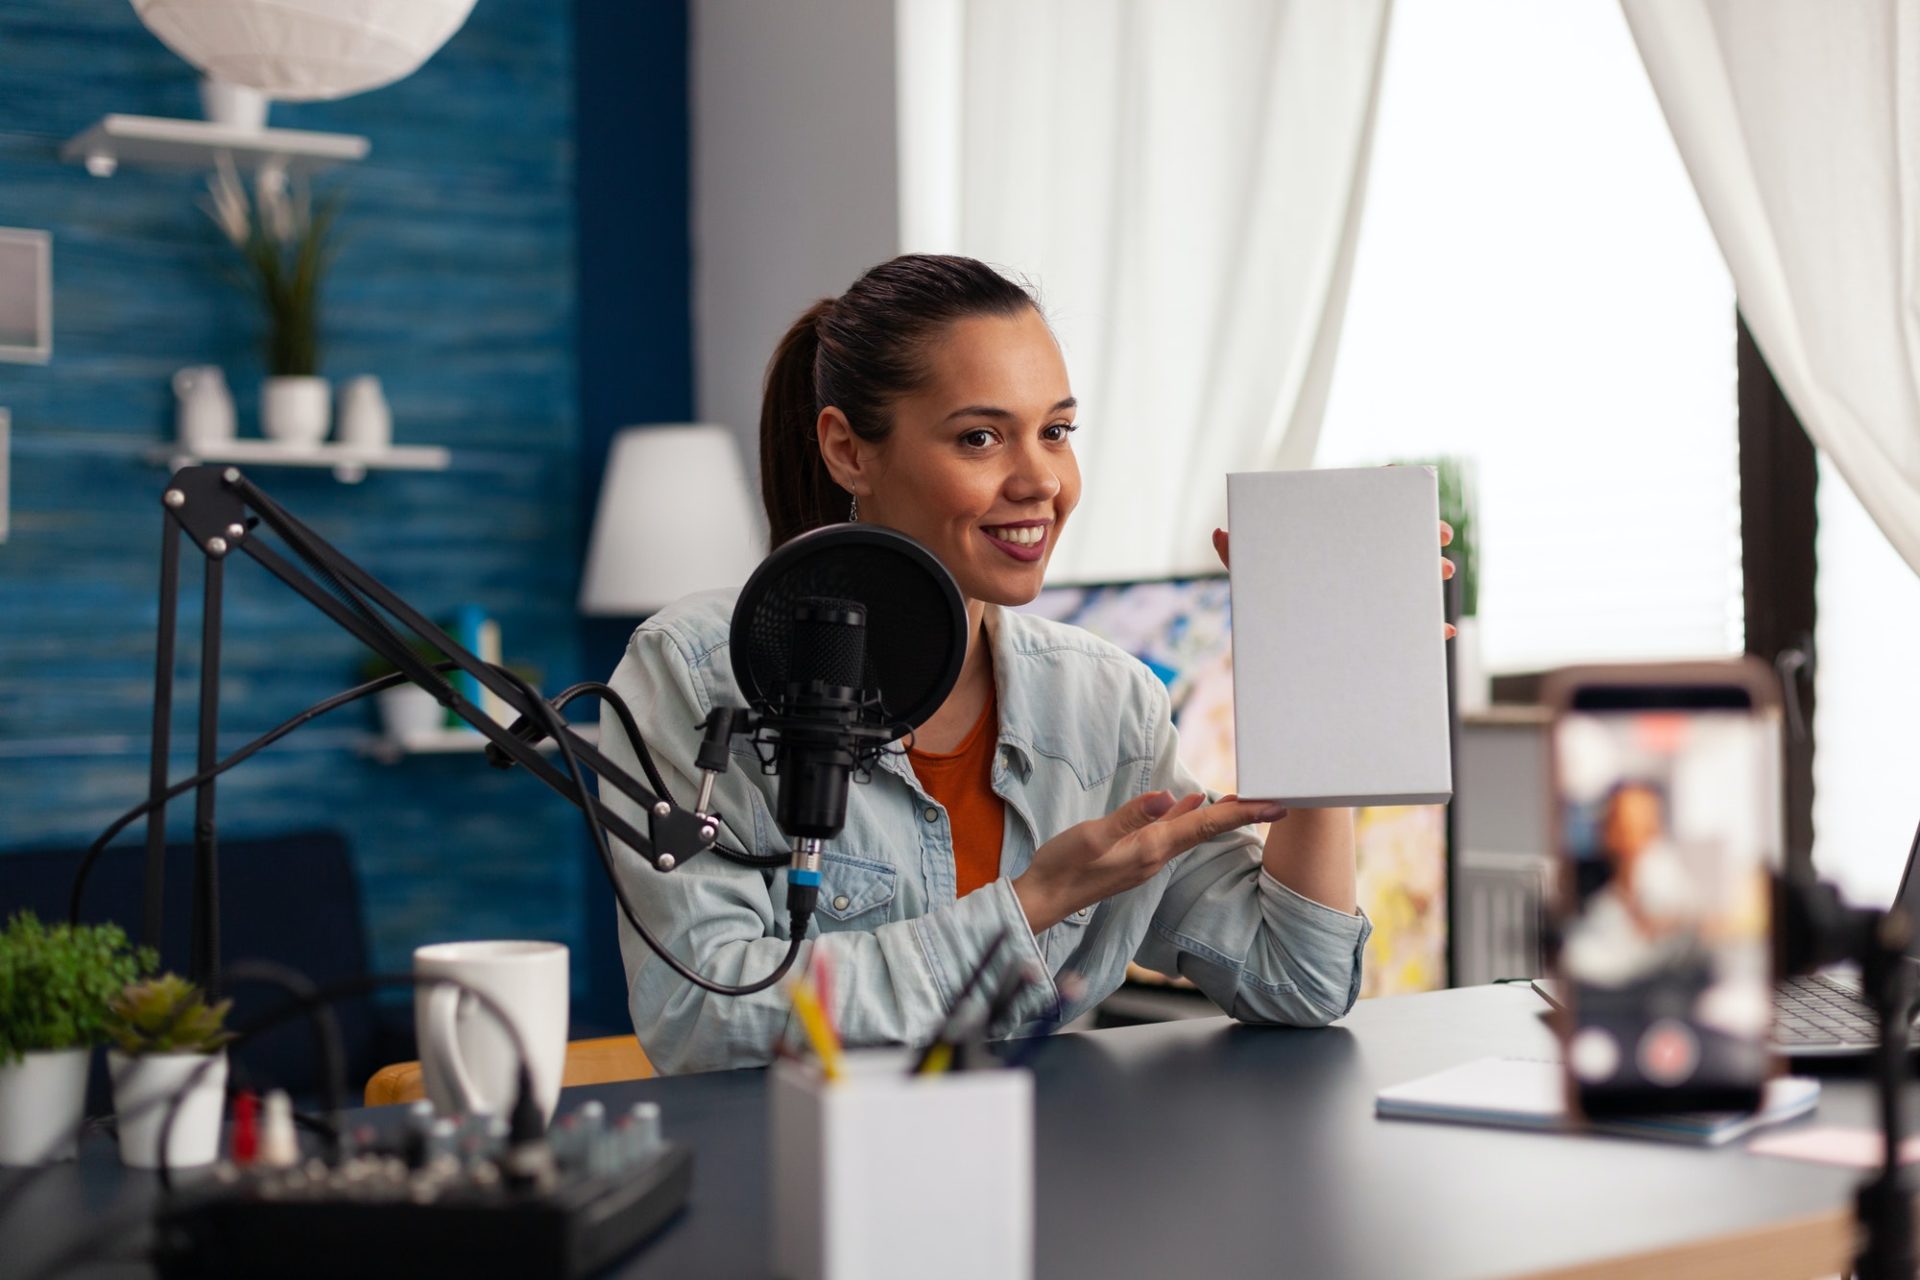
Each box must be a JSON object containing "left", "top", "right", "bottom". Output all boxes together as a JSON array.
[{"left": 1011, "top": 790, "right": 1289, "bottom": 932}]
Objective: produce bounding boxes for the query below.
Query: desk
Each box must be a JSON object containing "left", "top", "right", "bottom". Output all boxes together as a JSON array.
[{"left": 2, "top": 984, "right": 1884, "bottom": 1279}]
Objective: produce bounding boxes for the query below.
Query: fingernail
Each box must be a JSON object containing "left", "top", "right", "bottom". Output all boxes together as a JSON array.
[
  {"left": 1257, "top": 803, "right": 1289, "bottom": 822},
  {"left": 1142, "top": 791, "right": 1175, "bottom": 818}
]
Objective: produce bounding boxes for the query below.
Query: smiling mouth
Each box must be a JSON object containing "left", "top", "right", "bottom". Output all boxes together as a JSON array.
[
  {"left": 981, "top": 523, "right": 1050, "bottom": 562},
  {"left": 982, "top": 524, "right": 1046, "bottom": 546}
]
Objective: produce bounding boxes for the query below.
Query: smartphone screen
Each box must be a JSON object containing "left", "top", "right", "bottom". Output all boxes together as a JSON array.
[{"left": 1550, "top": 675, "right": 1776, "bottom": 1116}]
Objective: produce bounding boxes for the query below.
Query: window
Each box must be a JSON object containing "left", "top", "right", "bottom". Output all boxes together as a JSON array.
[
  {"left": 1315, "top": 0, "right": 1741, "bottom": 675},
  {"left": 1811, "top": 457, "right": 1920, "bottom": 904}
]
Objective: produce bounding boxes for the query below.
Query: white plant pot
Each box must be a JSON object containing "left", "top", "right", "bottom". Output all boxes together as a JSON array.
[
  {"left": 262, "top": 375, "right": 331, "bottom": 447},
  {"left": 109, "top": 1050, "right": 228, "bottom": 1170},
  {"left": 1453, "top": 615, "right": 1491, "bottom": 716},
  {"left": 378, "top": 683, "right": 446, "bottom": 739},
  {"left": 0, "top": 1048, "right": 90, "bottom": 1165},
  {"left": 199, "top": 77, "right": 270, "bottom": 131}
]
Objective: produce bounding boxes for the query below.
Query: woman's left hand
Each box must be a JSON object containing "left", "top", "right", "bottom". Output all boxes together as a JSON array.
[{"left": 1211, "top": 523, "right": 1458, "bottom": 640}]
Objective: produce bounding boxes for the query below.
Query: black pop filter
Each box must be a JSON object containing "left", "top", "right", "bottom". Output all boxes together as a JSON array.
[{"left": 730, "top": 523, "right": 966, "bottom": 737}]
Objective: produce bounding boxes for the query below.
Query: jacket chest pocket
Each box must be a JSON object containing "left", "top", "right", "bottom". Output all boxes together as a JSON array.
[{"left": 814, "top": 853, "right": 899, "bottom": 926}]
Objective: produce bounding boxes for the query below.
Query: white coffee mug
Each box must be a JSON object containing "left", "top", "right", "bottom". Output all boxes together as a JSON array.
[{"left": 413, "top": 940, "right": 568, "bottom": 1123}]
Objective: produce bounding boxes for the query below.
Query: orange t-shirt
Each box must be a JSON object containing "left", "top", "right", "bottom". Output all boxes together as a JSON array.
[{"left": 907, "top": 689, "right": 1006, "bottom": 898}]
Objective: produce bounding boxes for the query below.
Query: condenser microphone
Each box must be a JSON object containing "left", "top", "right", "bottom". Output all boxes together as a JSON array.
[
  {"left": 774, "top": 597, "right": 869, "bottom": 839},
  {"left": 729, "top": 523, "right": 968, "bottom": 931}
]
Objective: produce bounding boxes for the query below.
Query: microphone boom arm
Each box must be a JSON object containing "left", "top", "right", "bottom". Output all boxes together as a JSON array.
[{"left": 141, "top": 465, "right": 733, "bottom": 983}]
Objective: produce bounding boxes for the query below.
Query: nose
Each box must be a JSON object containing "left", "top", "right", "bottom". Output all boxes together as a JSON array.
[{"left": 1005, "top": 438, "right": 1062, "bottom": 505}]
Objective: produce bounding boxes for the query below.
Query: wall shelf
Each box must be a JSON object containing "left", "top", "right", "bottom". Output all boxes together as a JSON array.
[
  {"left": 149, "top": 439, "right": 451, "bottom": 484},
  {"left": 62, "top": 114, "right": 369, "bottom": 178}
]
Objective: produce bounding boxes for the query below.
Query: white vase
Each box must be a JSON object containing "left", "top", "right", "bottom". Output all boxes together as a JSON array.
[
  {"left": 1453, "top": 615, "right": 1491, "bottom": 716},
  {"left": 262, "top": 375, "right": 331, "bottom": 447},
  {"left": 336, "top": 375, "right": 392, "bottom": 450},
  {"left": 174, "top": 365, "right": 237, "bottom": 451},
  {"left": 199, "top": 77, "right": 270, "bottom": 131},
  {"left": 109, "top": 1050, "right": 229, "bottom": 1170},
  {"left": 378, "top": 684, "right": 445, "bottom": 739},
  {"left": 0, "top": 1048, "right": 90, "bottom": 1165}
]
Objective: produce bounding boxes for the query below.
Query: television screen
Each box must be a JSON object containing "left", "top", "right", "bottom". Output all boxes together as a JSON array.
[{"left": 1023, "top": 577, "right": 1447, "bottom": 996}]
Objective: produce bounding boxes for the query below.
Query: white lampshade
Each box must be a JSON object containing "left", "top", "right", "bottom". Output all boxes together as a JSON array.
[
  {"left": 132, "top": 0, "right": 477, "bottom": 102},
  {"left": 580, "top": 424, "right": 764, "bottom": 616}
]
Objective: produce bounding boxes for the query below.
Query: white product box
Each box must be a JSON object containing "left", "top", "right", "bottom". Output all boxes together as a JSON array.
[
  {"left": 1226, "top": 466, "right": 1454, "bottom": 806},
  {"left": 769, "top": 1052, "right": 1033, "bottom": 1280}
]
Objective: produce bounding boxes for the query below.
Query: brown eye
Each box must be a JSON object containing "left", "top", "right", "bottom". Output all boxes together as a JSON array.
[
  {"left": 960, "top": 429, "right": 995, "bottom": 449},
  {"left": 1043, "top": 422, "right": 1078, "bottom": 442}
]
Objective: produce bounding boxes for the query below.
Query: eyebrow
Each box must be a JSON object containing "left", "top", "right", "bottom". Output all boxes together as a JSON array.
[{"left": 941, "top": 397, "right": 1077, "bottom": 423}]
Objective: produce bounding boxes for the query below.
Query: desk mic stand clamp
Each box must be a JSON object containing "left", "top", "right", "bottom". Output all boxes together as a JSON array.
[{"left": 1780, "top": 873, "right": 1915, "bottom": 1280}]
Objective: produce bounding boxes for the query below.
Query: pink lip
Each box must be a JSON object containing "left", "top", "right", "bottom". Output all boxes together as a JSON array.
[{"left": 981, "top": 522, "right": 1049, "bottom": 563}]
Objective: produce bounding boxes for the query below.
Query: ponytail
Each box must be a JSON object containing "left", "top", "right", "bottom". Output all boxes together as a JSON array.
[
  {"left": 756, "top": 254, "right": 1038, "bottom": 548},
  {"left": 759, "top": 298, "right": 840, "bottom": 551}
]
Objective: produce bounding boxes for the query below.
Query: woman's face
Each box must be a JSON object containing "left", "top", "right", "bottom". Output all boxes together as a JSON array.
[{"left": 830, "top": 308, "right": 1081, "bottom": 607}]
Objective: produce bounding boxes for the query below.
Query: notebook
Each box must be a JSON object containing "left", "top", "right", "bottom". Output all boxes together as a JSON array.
[
  {"left": 1226, "top": 467, "right": 1453, "bottom": 806},
  {"left": 1376, "top": 1056, "right": 1819, "bottom": 1146}
]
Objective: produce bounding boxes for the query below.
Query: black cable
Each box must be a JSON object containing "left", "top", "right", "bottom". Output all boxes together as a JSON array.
[
  {"left": 153, "top": 971, "right": 538, "bottom": 1192},
  {"left": 527, "top": 680, "right": 674, "bottom": 801},
  {"left": 215, "top": 961, "right": 350, "bottom": 1159},
  {"left": 240, "top": 497, "right": 805, "bottom": 994},
  {"left": 495, "top": 679, "right": 787, "bottom": 872},
  {"left": 82, "top": 479, "right": 806, "bottom": 1000},
  {"left": 70, "top": 651, "right": 801, "bottom": 995},
  {"left": 1, "top": 970, "right": 538, "bottom": 1280},
  {"left": 68, "top": 662, "right": 468, "bottom": 925},
  {"left": 485, "top": 661, "right": 804, "bottom": 996}
]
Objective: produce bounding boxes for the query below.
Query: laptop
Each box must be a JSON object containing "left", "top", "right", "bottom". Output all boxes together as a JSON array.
[{"left": 1533, "top": 819, "right": 1920, "bottom": 1058}]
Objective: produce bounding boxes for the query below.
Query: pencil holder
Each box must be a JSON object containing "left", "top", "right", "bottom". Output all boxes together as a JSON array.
[{"left": 770, "top": 1050, "right": 1033, "bottom": 1280}]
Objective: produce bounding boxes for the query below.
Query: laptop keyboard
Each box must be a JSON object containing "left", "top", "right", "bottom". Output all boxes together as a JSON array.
[{"left": 1775, "top": 972, "right": 1895, "bottom": 1046}]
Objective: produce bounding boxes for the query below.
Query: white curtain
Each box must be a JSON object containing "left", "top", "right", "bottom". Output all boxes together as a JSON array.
[
  {"left": 896, "top": 0, "right": 1394, "bottom": 584},
  {"left": 1621, "top": 0, "right": 1920, "bottom": 575}
]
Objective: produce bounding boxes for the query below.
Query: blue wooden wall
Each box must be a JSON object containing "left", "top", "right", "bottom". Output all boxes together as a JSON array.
[{"left": 0, "top": 1, "right": 623, "bottom": 1000}]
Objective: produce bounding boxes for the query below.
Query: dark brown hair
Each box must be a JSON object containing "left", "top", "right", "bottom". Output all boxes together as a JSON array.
[{"left": 759, "top": 254, "right": 1038, "bottom": 547}]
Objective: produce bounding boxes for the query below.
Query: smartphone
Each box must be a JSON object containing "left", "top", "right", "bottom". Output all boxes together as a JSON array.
[{"left": 1544, "top": 660, "right": 1781, "bottom": 1118}]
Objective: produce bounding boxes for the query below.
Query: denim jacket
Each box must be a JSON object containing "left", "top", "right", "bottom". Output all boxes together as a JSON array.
[{"left": 603, "top": 588, "right": 1372, "bottom": 1074}]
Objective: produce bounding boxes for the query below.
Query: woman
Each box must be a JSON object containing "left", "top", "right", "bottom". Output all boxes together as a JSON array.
[{"left": 604, "top": 254, "right": 1448, "bottom": 1074}]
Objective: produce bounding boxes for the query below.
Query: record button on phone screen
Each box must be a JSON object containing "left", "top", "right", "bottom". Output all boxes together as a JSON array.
[{"left": 1637, "top": 1019, "right": 1699, "bottom": 1086}]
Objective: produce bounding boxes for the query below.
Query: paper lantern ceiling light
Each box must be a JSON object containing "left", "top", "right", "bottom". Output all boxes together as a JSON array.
[{"left": 131, "top": 0, "right": 478, "bottom": 102}]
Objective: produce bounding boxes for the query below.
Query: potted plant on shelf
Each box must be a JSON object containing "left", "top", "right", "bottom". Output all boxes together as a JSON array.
[
  {"left": 105, "top": 973, "right": 237, "bottom": 1169},
  {"left": 358, "top": 636, "right": 456, "bottom": 741},
  {"left": 0, "top": 912, "right": 155, "bottom": 1166},
  {"left": 205, "top": 155, "right": 341, "bottom": 448}
]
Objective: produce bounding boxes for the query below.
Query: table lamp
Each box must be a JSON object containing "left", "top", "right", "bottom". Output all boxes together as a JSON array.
[{"left": 579, "top": 424, "right": 764, "bottom": 616}]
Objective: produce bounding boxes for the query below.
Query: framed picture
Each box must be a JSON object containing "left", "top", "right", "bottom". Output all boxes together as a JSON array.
[{"left": 0, "top": 228, "right": 51, "bottom": 364}]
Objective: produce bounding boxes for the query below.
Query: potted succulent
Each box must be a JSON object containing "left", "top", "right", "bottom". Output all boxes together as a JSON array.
[
  {"left": 204, "top": 155, "right": 341, "bottom": 447},
  {"left": 0, "top": 912, "right": 154, "bottom": 1165},
  {"left": 105, "top": 974, "right": 237, "bottom": 1169}
]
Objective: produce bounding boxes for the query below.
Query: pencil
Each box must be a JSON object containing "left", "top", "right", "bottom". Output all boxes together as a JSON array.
[{"left": 789, "top": 982, "right": 844, "bottom": 1081}]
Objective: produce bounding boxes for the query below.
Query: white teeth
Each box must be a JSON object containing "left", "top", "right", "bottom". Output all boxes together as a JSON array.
[{"left": 987, "top": 525, "right": 1044, "bottom": 546}]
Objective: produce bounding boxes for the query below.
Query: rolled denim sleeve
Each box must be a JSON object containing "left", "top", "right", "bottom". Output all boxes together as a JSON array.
[
  {"left": 1130, "top": 677, "right": 1372, "bottom": 1026},
  {"left": 604, "top": 616, "right": 1053, "bottom": 1074}
]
